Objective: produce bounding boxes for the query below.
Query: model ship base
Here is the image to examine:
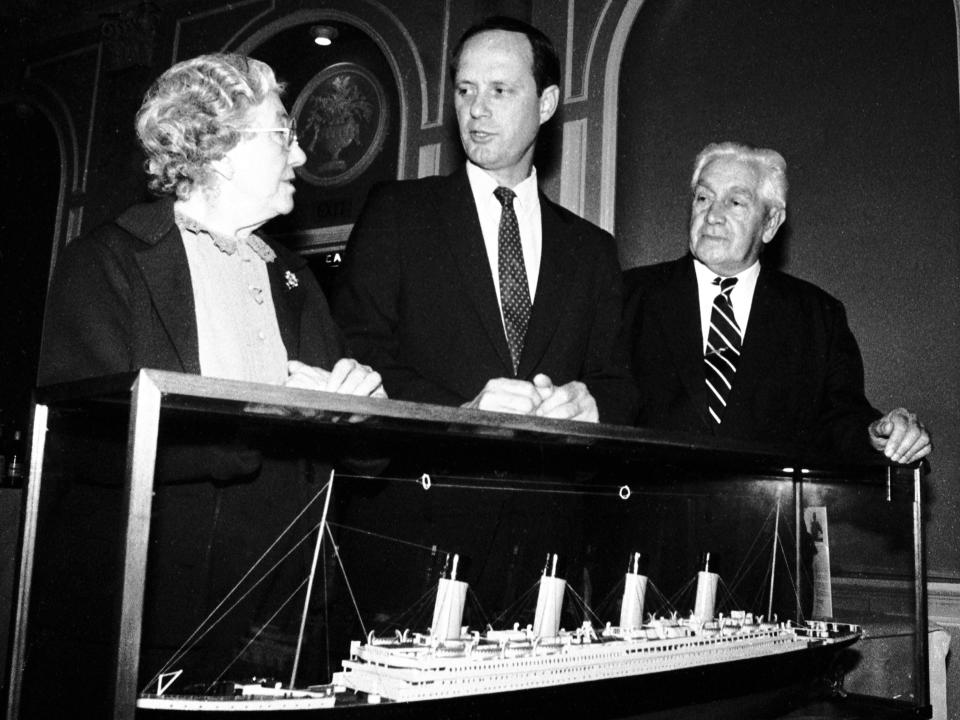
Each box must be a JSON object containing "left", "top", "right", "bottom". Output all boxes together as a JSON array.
[{"left": 138, "top": 636, "right": 859, "bottom": 719}]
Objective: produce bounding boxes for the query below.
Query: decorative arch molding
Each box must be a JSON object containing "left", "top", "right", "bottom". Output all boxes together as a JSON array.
[
  {"left": 14, "top": 50, "right": 101, "bottom": 265},
  {"left": 232, "top": 1, "right": 431, "bottom": 181},
  {"left": 563, "top": 0, "right": 614, "bottom": 105},
  {"left": 24, "top": 43, "right": 102, "bottom": 197},
  {"left": 0, "top": 88, "right": 71, "bottom": 277},
  {"left": 549, "top": 0, "right": 645, "bottom": 231},
  {"left": 596, "top": 0, "right": 645, "bottom": 234}
]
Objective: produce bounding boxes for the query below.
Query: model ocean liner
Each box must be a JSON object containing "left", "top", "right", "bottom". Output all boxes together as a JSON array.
[
  {"left": 331, "top": 552, "right": 860, "bottom": 703},
  {"left": 138, "top": 480, "right": 861, "bottom": 714}
]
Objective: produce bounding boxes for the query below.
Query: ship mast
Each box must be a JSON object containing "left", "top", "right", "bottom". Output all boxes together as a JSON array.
[
  {"left": 290, "top": 471, "right": 335, "bottom": 690},
  {"left": 767, "top": 499, "right": 780, "bottom": 621}
]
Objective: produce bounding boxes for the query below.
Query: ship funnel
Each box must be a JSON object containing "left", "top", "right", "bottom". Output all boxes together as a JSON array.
[
  {"left": 430, "top": 553, "right": 468, "bottom": 641},
  {"left": 693, "top": 554, "right": 719, "bottom": 621},
  {"left": 619, "top": 552, "right": 647, "bottom": 630},
  {"left": 533, "top": 553, "right": 566, "bottom": 639}
]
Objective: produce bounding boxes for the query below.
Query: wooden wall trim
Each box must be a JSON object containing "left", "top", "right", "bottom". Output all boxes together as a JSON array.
[{"left": 598, "top": 0, "right": 645, "bottom": 234}]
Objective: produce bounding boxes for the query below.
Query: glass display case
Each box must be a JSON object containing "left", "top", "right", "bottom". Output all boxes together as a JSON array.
[{"left": 6, "top": 370, "right": 929, "bottom": 719}]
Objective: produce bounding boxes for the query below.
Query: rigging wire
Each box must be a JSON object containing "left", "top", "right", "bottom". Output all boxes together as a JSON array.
[
  {"left": 332, "top": 470, "right": 636, "bottom": 497},
  {"left": 205, "top": 579, "right": 309, "bottom": 693},
  {"left": 325, "top": 522, "right": 368, "bottom": 638},
  {"left": 142, "top": 481, "right": 331, "bottom": 691}
]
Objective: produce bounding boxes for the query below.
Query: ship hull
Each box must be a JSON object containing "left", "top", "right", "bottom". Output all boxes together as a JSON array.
[{"left": 137, "top": 636, "right": 857, "bottom": 719}]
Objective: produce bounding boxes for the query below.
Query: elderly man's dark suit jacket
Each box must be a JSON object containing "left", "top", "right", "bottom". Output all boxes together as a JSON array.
[
  {"left": 623, "top": 255, "right": 881, "bottom": 460},
  {"left": 333, "top": 167, "right": 637, "bottom": 425},
  {"left": 38, "top": 197, "right": 343, "bottom": 385}
]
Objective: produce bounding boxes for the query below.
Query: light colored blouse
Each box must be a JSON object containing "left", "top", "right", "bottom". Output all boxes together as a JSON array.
[{"left": 177, "top": 214, "right": 288, "bottom": 385}]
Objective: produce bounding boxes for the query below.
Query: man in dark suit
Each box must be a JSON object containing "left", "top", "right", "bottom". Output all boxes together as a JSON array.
[
  {"left": 334, "top": 16, "right": 635, "bottom": 425},
  {"left": 331, "top": 16, "right": 634, "bottom": 621},
  {"left": 624, "top": 141, "right": 930, "bottom": 463}
]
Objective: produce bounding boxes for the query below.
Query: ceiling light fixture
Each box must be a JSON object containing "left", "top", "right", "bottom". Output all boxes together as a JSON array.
[{"left": 311, "top": 25, "right": 338, "bottom": 47}]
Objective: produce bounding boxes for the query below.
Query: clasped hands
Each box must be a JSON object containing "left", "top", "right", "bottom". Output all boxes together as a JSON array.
[
  {"left": 868, "top": 407, "right": 931, "bottom": 464},
  {"left": 462, "top": 373, "right": 598, "bottom": 422},
  {"left": 285, "top": 358, "right": 387, "bottom": 398}
]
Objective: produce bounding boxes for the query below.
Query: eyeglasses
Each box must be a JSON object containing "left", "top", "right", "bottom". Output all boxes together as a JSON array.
[{"left": 244, "top": 118, "right": 298, "bottom": 150}]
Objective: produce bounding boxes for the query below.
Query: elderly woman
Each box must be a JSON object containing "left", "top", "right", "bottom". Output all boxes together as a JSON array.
[
  {"left": 28, "top": 55, "right": 383, "bottom": 713},
  {"left": 39, "top": 53, "right": 381, "bottom": 396}
]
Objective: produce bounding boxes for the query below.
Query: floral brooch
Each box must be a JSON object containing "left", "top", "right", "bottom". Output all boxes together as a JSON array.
[{"left": 284, "top": 270, "right": 299, "bottom": 290}]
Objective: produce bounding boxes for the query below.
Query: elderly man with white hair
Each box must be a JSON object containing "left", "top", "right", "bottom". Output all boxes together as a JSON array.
[{"left": 623, "top": 141, "right": 930, "bottom": 464}]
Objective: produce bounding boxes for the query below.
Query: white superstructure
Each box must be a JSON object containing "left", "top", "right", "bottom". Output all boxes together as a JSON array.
[{"left": 332, "top": 554, "right": 860, "bottom": 703}]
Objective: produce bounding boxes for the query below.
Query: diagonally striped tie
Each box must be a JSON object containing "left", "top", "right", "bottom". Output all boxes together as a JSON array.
[{"left": 704, "top": 276, "right": 741, "bottom": 424}]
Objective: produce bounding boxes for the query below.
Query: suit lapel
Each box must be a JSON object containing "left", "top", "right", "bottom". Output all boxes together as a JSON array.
[
  {"left": 441, "top": 167, "right": 514, "bottom": 374},
  {"left": 660, "top": 257, "right": 713, "bottom": 428},
  {"left": 120, "top": 200, "right": 312, "bottom": 374},
  {"left": 516, "top": 196, "right": 574, "bottom": 377},
  {"left": 722, "top": 266, "right": 791, "bottom": 430},
  {"left": 129, "top": 213, "right": 201, "bottom": 374}
]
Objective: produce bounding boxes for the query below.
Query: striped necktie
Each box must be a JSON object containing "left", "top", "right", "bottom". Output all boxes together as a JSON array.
[
  {"left": 704, "top": 276, "right": 741, "bottom": 424},
  {"left": 494, "top": 186, "right": 531, "bottom": 375}
]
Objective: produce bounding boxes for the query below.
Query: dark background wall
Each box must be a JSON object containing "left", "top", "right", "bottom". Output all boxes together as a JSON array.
[
  {"left": 616, "top": 0, "right": 960, "bottom": 584},
  {"left": 0, "top": 104, "right": 58, "bottom": 429}
]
